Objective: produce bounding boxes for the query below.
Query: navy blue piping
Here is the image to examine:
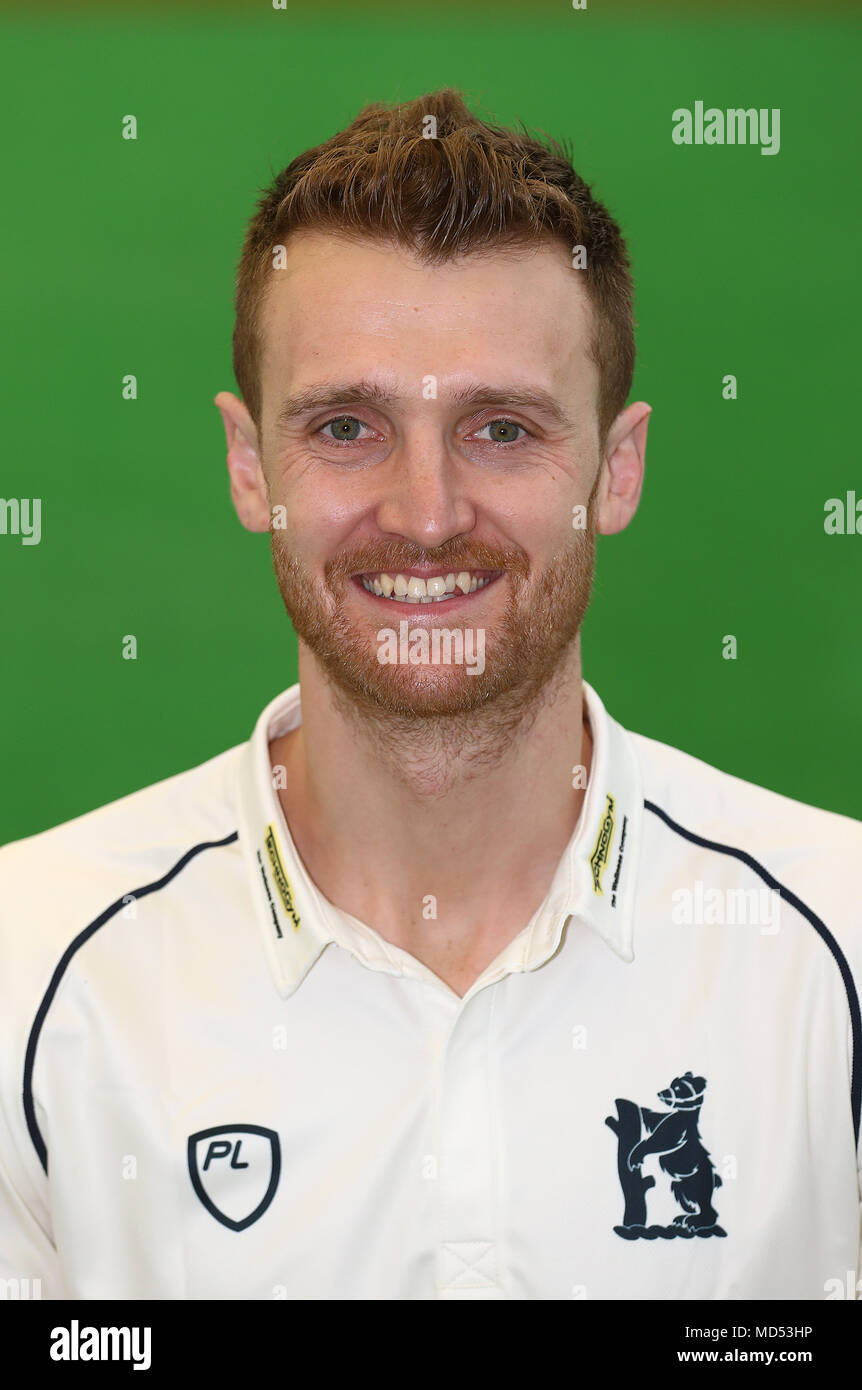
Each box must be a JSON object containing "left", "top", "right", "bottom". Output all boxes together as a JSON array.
[
  {"left": 23, "top": 831, "right": 239, "bottom": 1174},
  {"left": 645, "top": 799, "right": 862, "bottom": 1146}
]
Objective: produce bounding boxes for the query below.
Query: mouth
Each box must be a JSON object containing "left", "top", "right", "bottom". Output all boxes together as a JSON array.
[{"left": 352, "top": 568, "right": 503, "bottom": 606}]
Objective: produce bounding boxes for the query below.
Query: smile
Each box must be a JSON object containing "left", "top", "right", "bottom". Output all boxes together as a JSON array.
[{"left": 356, "top": 570, "right": 500, "bottom": 604}]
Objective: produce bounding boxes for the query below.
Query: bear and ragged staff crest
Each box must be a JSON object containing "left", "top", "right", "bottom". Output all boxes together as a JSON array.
[{"left": 605, "top": 1071, "right": 726, "bottom": 1239}]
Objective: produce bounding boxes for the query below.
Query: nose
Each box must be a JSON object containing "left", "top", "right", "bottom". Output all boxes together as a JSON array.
[{"left": 373, "top": 430, "right": 477, "bottom": 551}]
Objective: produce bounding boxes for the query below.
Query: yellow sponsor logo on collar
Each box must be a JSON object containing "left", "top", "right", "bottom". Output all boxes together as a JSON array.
[
  {"left": 589, "top": 793, "right": 616, "bottom": 895},
  {"left": 264, "top": 823, "right": 301, "bottom": 931}
]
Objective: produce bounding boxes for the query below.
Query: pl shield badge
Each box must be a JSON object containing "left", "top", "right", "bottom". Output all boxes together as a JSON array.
[{"left": 188, "top": 1124, "right": 281, "bottom": 1231}]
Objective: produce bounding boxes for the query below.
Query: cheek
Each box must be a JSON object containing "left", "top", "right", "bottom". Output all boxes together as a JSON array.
[
  {"left": 480, "top": 450, "right": 596, "bottom": 534},
  {"left": 270, "top": 454, "right": 370, "bottom": 543},
  {"left": 490, "top": 487, "right": 585, "bottom": 557}
]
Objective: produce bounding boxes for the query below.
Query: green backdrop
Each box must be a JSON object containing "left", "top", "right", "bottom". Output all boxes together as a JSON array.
[{"left": 1, "top": 2, "right": 860, "bottom": 843}]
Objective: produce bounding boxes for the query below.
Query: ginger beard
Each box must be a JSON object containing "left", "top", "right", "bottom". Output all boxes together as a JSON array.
[{"left": 270, "top": 507, "right": 598, "bottom": 723}]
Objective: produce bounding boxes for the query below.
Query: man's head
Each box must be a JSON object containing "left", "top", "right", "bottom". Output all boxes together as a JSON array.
[{"left": 217, "top": 89, "right": 648, "bottom": 720}]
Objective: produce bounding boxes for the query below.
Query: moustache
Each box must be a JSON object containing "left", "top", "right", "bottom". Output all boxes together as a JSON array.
[{"left": 324, "top": 540, "right": 530, "bottom": 586}]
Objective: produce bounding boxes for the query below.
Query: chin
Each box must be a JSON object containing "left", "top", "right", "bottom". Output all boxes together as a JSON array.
[{"left": 344, "top": 666, "right": 499, "bottom": 718}]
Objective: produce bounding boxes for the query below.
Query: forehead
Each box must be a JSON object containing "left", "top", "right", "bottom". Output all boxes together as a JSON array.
[{"left": 257, "top": 231, "right": 598, "bottom": 412}]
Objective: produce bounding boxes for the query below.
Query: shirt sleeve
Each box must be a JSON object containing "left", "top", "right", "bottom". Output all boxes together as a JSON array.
[
  {"left": 0, "top": 838, "right": 72, "bottom": 1300},
  {"left": 0, "top": 1119, "right": 67, "bottom": 1299}
]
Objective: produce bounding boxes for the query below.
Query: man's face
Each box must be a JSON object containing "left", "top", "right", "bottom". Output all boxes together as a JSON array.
[{"left": 256, "top": 231, "right": 603, "bottom": 718}]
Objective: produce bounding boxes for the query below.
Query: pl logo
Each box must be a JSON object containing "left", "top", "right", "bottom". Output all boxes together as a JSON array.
[{"left": 187, "top": 1124, "right": 281, "bottom": 1231}]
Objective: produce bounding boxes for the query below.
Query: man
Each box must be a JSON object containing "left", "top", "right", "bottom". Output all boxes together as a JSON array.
[{"left": 1, "top": 88, "right": 860, "bottom": 1302}]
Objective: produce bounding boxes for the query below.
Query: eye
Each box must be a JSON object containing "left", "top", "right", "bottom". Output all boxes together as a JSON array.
[
  {"left": 319, "top": 415, "right": 374, "bottom": 443},
  {"left": 474, "top": 418, "right": 528, "bottom": 445}
]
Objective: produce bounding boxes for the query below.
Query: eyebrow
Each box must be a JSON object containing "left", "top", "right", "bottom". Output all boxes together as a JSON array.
[{"left": 274, "top": 380, "right": 574, "bottom": 432}]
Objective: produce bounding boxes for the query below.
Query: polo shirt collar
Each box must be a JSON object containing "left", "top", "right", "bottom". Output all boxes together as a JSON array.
[{"left": 234, "top": 679, "right": 642, "bottom": 999}]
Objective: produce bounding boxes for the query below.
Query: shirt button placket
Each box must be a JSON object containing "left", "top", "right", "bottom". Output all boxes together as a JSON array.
[{"left": 434, "top": 987, "right": 505, "bottom": 1299}]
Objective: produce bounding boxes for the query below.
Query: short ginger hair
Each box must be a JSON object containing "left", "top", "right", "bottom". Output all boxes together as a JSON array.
[{"left": 231, "top": 87, "right": 636, "bottom": 452}]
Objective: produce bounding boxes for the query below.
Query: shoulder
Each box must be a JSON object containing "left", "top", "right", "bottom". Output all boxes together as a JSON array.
[
  {"left": 628, "top": 724, "right": 862, "bottom": 955},
  {"left": 0, "top": 743, "right": 245, "bottom": 1043},
  {"left": 631, "top": 724, "right": 862, "bottom": 852}
]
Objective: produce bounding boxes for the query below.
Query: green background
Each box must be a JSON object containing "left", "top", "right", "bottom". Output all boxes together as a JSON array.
[{"left": 1, "top": 2, "right": 860, "bottom": 843}]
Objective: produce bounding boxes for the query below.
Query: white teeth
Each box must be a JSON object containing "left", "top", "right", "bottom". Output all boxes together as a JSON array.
[{"left": 359, "top": 571, "right": 495, "bottom": 602}]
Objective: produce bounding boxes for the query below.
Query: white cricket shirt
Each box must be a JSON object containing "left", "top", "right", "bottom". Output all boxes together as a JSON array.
[{"left": 0, "top": 680, "right": 860, "bottom": 1300}]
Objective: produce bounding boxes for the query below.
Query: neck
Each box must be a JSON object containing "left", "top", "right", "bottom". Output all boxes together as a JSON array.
[{"left": 270, "top": 640, "right": 592, "bottom": 994}]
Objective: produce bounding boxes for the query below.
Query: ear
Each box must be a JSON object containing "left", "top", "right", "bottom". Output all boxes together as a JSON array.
[
  {"left": 593, "top": 400, "right": 651, "bottom": 537},
  {"left": 214, "top": 390, "right": 271, "bottom": 533}
]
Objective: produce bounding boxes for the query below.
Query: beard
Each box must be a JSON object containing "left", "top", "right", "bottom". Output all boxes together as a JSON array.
[{"left": 269, "top": 512, "right": 598, "bottom": 727}]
